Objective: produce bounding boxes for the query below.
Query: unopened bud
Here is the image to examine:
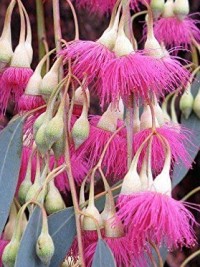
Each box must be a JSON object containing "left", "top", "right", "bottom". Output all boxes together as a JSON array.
[
  {"left": 121, "top": 169, "right": 142, "bottom": 195},
  {"left": 71, "top": 113, "right": 90, "bottom": 149},
  {"left": 2, "top": 239, "right": 20, "bottom": 267},
  {"left": 36, "top": 233, "right": 55, "bottom": 265},
  {"left": 33, "top": 112, "right": 47, "bottom": 137},
  {"left": 25, "top": 182, "right": 41, "bottom": 203},
  {"left": 150, "top": 0, "right": 165, "bottom": 19},
  {"left": 35, "top": 123, "right": 49, "bottom": 155},
  {"left": 179, "top": 85, "right": 194, "bottom": 119},
  {"left": 74, "top": 86, "right": 90, "bottom": 106},
  {"left": 52, "top": 133, "right": 65, "bottom": 159},
  {"left": 18, "top": 180, "right": 32, "bottom": 205},
  {"left": 45, "top": 114, "right": 64, "bottom": 149},
  {"left": 193, "top": 89, "right": 200, "bottom": 119},
  {"left": 44, "top": 181, "right": 65, "bottom": 215},
  {"left": 174, "top": 0, "right": 189, "bottom": 20},
  {"left": 40, "top": 57, "right": 62, "bottom": 96}
]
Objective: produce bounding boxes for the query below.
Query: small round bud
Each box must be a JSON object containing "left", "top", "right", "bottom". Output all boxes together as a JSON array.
[
  {"left": 35, "top": 124, "right": 49, "bottom": 155},
  {"left": 74, "top": 87, "right": 90, "bottom": 106},
  {"left": 45, "top": 114, "right": 64, "bottom": 149},
  {"left": 44, "top": 181, "right": 65, "bottom": 215},
  {"left": 71, "top": 114, "right": 90, "bottom": 149},
  {"left": 193, "top": 89, "right": 200, "bottom": 119},
  {"left": 180, "top": 86, "right": 194, "bottom": 119},
  {"left": 114, "top": 29, "right": 134, "bottom": 57},
  {"left": 52, "top": 134, "right": 65, "bottom": 159},
  {"left": 2, "top": 240, "right": 20, "bottom": 267},
  {"left": 25, "top": 183, "right": 41, "bottom": 203},
  {"left": 0, "top": 38, "right": 13, "bottom": 64},
  {"left": 33, "top": 112, "right": 47, "bottom": 137},
  {"left": 36, "top": 233, "right": 55, "bottom": 265},
  {"left": 121, "top": 169, "right": 142, "bottom": 195},
  {"left": 174, "top": 0, "right": 189, "bottom": 20},
  {"left": 150, "top": 0, "right": 165, "bottom": 19},
  {"left": 18, "top": 180, "right": 32, "bottom": 205}
]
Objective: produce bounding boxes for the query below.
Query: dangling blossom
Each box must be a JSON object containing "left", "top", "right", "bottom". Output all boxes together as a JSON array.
[
  {"left": 0, "top": 1, "right": 33, "bottom": 114},
  {"left": 77, "top": 104, "right": 127, "bottom": 178},
  {"left": 153, "top": 0, "right": 200, "bottom": 49},
  {"left": 61, "top": 1, "right": 121, "bottom": 90},
  {"left": 117, "top": 135, "right": 199, "bottom": 253}
]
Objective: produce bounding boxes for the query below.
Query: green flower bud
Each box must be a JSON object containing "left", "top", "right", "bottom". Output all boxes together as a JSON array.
[
  {"left": 18, "top": 180, "right": 32, "bottom": 205},
  {"left": 71, "top": 113, "right": 90, "bottom": 149},
  {"left": 180, "top": 85, "right": 194, "bottom": 119},
  {"left": 174, "top": 0, "right": 189, "bottom": 20},
  {"left": 35, "top": 123, "right": 49, "bottom": 155},
  {"left": 2, "top": 239, "right": 20, "bottom": 267},
  {"left": 44, "top": 181, "right": 65, "bottom": 215},
  {"left": 52, "top": 133, "right": 65, "bottom": 159},
  {"left": 45, "top": 114, "right": 64, "bottom": 150},
  {"left": 150, "top": 0, "right": 165, "bottom": 19},
  {"left": 33, "top": 112, "right": 47, "bottom": 137},
  {"left": 11, "top": 43, "right": 30, "bottom": 68},
  {"left": 25, "top": 182, "right": 41, "bottom": 203},
  {"left": 40, "top": 57, "right": 62, "bottom": 96},
  {"left": 193, "top": 89, "right": 200, "bottom": 119},
  {"left": 36, "top": 233, "right": 55, "bottom": 265}
]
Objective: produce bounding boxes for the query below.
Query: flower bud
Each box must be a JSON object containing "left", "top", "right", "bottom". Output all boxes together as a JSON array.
[
  {"left": 97, "top": 105, "right": 118, "bottom": 132},
  {"left": 40, "top": 57, "right": 62, "bottom": 96},
  {"left": 45, "top": 113, "right": 64, "bottom": 150},
  {"left": 52, "top": 133, "right": 65, "bottom": 159},
  {"left": 114, "top": 27, "right": 134, "bottom": 57},
  {"left": 174, "top": 0, "right": 189, "bottom": 20},
  {"left": 104, "top": 215, "right": 124, "bottom": 238},
  {"left": 25, "top": 182, "right": 41, "bottom": 203},
  {"left": 150, "top": 0, "right": 165, "bottom": 19},
  {"left": 25, "top": 69, "right": 42, "bottom": 96},
  {"left": 2, "top": 239, "right": 20, "bottom": 267},
  {"left": 162, "top": 0, "right": 174, "bottom": 18},
  {"left": 35, "top": 123, "right": 49, "bottom": 155},
  {"left": 44, "top": 181, "right": 65, "bottom": 215},
  {"left": 71, "top": 110, "right": 90, "bottom": 149},
  {"left": 36, "top": 233, "right": 55, "bottom": 265},
  {"left": 33, "top": 112, "right": 47, "bottom": 137},
  {"left": 3, "top": 203, "right": 18, "bottom": 241},
  {"left": 74, "top": 86, "right": 90, "bottom": 106},
  {"left": 18, "top": 180, "right": 32, "bottom": 205},
  {"left": 179, "top": 85, "right": 194, "bottom": 119},
  {"left": 193, "top": 89, "right": 200, "bottom": 119},
  {"left": 82, "top": 204, "right": 104, "bottom": 231}
]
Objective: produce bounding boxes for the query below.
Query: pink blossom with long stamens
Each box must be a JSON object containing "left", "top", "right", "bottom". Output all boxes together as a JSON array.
[
  {"left": 77, "top": 116, "right": 127, "bottom": 179},
  {"left": 60, "top": 41, "right": 115, "bottom": 89},
  {"left": 154, "top": 15, "right": 200, "bottom": 49},
  {"left": 0, "top": 67, "right": 33, "bottom": 114},
  {"left": 18, "top": 95, "right": 45, "bottom": 112},
  {"left": 133, "top": 123, "right": 193, "bottom": 174},
  {"left": 75, "top": 0, "right": 116, "bottom": 14},
  {"left": 117, "top": 191, "right": 198, "bottom": 251}
]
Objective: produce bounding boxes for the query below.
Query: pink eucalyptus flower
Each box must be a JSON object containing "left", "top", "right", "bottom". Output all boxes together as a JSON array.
[
  {"left": 18, "top": 94, "right": 45, "bottom": 112},
  {"left": 154, "top": 15, "right": 200, "bottom": 49},
  {"left": 0, "top": 67, "right": 33, "bottom": 114},
  {"left": 75, "top": 0, "right": 116, "bottom": 14},
  {"left": 77, "top": 116, "right": 127, "bottom": 178},
  {"left": 102, "top": 51, "right": 190, "bottom": 106},
  {"left": 133, "top": 124, "right": 193, "bottom": 174},
  {"left": 117, "top": 191, "right": 198, "bottom": 251},
  {"left": 61, "top": 40, "right": 115, "bottom": 88},
  {"left": 50, "top": 151, "right": 89, "bottom": 192}
]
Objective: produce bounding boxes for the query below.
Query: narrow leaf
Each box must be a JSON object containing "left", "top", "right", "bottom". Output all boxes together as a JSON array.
[
  {"left": 0, "top": 117, "right": 24, "bottom": 235},
  {"left": 92, "top": 239, "right": 116, "bottom": 267},
  {"left": 48, "top": 207, "right": 76, "bottom": 267},
  {"left": 15, "top": 207, "right": 45, "bottom": 267}
]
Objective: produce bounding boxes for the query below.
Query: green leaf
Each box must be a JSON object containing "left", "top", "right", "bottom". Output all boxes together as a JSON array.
[
  {"left": 48, "top": 207, "right": 76, "bottom": 267},
  {"left": 15, "top": 207, "right": 45, "bottom": 267},
  {"left": 0, "top": 117, "right": 24, "bottom": 235},
  {"left": 92, "top": 239, "right": 116, "bottom": 267},
  {"left": 172, "top": 113, "right": 200, "bottom": 187}
]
